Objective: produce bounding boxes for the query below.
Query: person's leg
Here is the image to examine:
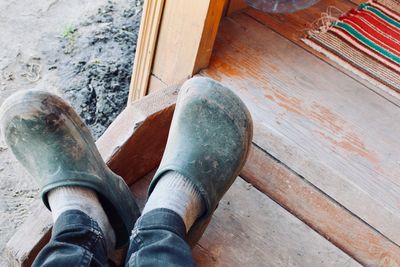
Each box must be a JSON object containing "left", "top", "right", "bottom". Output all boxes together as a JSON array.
[
  {"left": 126, "top": 171, "right": 204, "bottom": 267},
  {"left": 32, "top": 187, "right": 114, "bottom": 266},
  {"left": 126, "top": 208, "right": 195, "bottom": 267},
  {"left": 0, "top": 91, "right": 141, "bottom": 266},
  {"left": 125, "top": 77, "right": 253, "bottom": 266},
  {"left": 33, "top": 209, "right": 109, "bottom": 266}
]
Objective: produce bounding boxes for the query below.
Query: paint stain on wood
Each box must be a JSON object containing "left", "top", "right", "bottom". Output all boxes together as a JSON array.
[
  {"left": 205, "top": 49, "right": 241, "bottom": 78},
  {"left": 269, "top": 90, "right": 303, "bottom": 115},
  {"left": 204, "top": 33, "right": 271, "bottom": 90},
  {"left": 264, "top": 89, "right": 380, "bottom": 168},
  {"left": 309, "top": 103, "right": 343, "bottom": 134},
  {"left": 317, "top": 131, "right": 380, "bottom": 167}
]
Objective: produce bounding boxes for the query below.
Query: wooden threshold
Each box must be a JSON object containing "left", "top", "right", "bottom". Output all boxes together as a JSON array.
[{"left": 7, "top": 84, "right": 399, "bottom": 266}]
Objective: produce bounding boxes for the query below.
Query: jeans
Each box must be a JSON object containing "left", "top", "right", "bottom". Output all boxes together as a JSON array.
[{"left": 32, "top": 209, "right": 196, "bottom": 267}]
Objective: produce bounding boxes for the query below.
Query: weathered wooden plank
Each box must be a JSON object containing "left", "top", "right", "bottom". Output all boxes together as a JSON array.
[
  {"left": 201, "top": 13, "right": 400, "bottom": 246},
  {"left": 241, "top": 145, "right": 400, "bottom": 266},
  {"left": 131, "top": 172, "right": 360, "bottom": 267},
  {"left": 244, "top": 0, "right": 400, "bottom": 106},
  {"left": 148, "top": 0, "right": 226, "bottom": 93},
  {"left": 97, "top": 85, "right": 178, "bottom": 186},
  {"left": 193, "top": 178, "right": 360, "bottom": 266},
  {"left": 128, "top": 0, "right": 165, "bottom": 102}
]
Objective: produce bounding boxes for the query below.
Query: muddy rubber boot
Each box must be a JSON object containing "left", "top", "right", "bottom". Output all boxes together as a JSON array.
[
  {"left": 148, "top": 77, "right": 253, "bottom": 245},
  {"left": 0, "top": 90, "right": 140, "bottom": 248}
]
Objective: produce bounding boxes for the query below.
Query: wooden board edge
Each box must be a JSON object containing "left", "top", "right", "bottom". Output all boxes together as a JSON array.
[
  {"left": 128, "top": 0, "right": 166, "bottom": 103},
  {"left": 241, "top": 144, "right": 400, "bottom": 266},
  {"left": 98, "top": 84, "right": 179, "bottom": 164},
  {"left": 5, "top": 85, "right": 179, "bottom": 267},
  {"left": 192, "top": 0, "right": 227, "bottom": 75}
]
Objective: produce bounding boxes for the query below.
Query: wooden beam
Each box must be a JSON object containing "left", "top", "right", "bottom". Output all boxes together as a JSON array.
[
  {"left": 241, "top": 145, "right": 400, "bottom": 266},
  {"left": 98, "top": 85, "right": 179, "bottom": 185},
  {"left": 128, "top": 0, "right": 165, "bottom": 102},
  {"left": 147, "top": 0, "right": 226, "bottom": 94}
]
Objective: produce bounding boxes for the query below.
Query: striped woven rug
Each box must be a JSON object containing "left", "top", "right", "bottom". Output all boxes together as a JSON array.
[{"left": 303, "top": 0, "right": 400, "bottom": 96}]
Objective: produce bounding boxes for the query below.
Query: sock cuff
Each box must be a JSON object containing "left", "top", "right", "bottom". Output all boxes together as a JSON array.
[
  {"left": 143, "top": 171, "right": 205, "bottom": 232},
  {"left": 159, "top": 171, "right": 202, "bottom": 199},
  {"left": 47, "top": 186, "right": 116, "bottom": 255},
  {"left": 48, "top": 186, "right": 98, "bottom": 202}
]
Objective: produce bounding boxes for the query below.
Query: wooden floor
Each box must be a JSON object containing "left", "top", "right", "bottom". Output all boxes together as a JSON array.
[{"left": 197, "top": 0, "right": 400, "bottom": 265}]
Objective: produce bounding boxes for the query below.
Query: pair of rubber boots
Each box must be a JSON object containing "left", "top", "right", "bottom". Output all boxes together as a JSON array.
[{"left": 0, "top": 77, "right": 253, "bottom": 249}]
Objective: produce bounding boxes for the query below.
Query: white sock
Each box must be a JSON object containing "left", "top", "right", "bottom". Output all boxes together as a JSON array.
[
  {"left": 142, "top": 171, "right": 205, "bottom": 232},
  {"left": 48, "top": 186, "right": 116, "bottom": 255}
]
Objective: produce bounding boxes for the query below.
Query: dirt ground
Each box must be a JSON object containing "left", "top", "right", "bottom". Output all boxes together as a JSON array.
[{"left": 0, "top": 0, "right": 142, "bottom": 265}]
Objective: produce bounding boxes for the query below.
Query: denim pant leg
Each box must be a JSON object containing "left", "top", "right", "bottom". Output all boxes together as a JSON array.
[
  {"left": 125, "top": 208, "right": 196, "bottom": 267},
  {"left": 33, "top": 210, "right": 108, "bottom": 267}
]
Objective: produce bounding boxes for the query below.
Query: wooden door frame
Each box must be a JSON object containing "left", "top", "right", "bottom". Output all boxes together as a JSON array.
[
  {"left": 128, "top": 0, "right": 165, "bottom": 102},
  {"left": 128, "top": 0, "right": 246, "bottom": 103}
]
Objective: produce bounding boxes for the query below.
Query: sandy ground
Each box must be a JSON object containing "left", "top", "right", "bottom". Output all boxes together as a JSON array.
[{"left": 0, "top": 0, "right": 141, "bottom": 265}]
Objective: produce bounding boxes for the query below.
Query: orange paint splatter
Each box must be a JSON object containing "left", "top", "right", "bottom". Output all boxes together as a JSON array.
[
  {"left": 205, "top": 53, "right": 241, "bottom": 78},
  {"left": 271, "top": 90, "right": 304, "bottom": 115},
  {"left": 263, "top": 89, "right": 381, "bottom": 169},
  {"left": 264, "top": 94, "right": 274, "bottom": 101},
  {"left": 317, "top": 131, "right": 380, "bottom": 167},
  {"left": 269, "top": 64, "right": 280, "bottom": 73},
  {"left": 309, "top": 103, "right": 343, "bottom": 134}
]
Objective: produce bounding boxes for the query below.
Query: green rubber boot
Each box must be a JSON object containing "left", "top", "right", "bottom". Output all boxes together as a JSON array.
[
  {"left": 0, "top": 90, "right": 140, "bottom": 248},
  {"left": 148, "top": 77, "right": 253, "bottom": 245}
]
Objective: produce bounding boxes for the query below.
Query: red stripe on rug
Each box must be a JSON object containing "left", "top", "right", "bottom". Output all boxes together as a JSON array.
[
  {"left": 356, "top": 14, "right": 400, "bottom": 46},
  {"left": 330, "top": 27, "right": 400, "bottom": 72},
  {"left": 349, "top": 9, "right": 400, "bottom": 41},
  {"left": 354, "top": 9, "right": 400, "bottom": 38},
  {"left": 341, "top": 16, "right": 400, "bottom": 56}
]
